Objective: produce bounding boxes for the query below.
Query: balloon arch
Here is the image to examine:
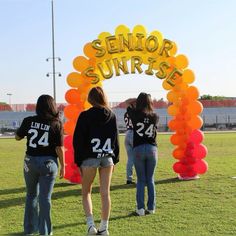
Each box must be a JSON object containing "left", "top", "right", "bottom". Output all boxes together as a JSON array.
[{"left": 63, "top": 25, "right": 208, "bottom": 183}]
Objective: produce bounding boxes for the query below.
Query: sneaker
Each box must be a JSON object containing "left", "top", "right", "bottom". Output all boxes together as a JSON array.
[
  {"left": 146, "top": 209, "right": 155, "bottom": 214},
  {"left": 96, "top": 229, "right": 109, "bottom": 235},
  {"left": 87, "top": 225, "right": 97, "bottom": 235},
  {"left": 126, "top": 180, "right": 135, "bottom": 185},
  {"left": 136, "top": 208, "right": 145, "bottom": 216}
]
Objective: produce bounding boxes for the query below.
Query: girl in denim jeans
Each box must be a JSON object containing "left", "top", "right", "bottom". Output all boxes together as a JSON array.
[
  {"left": 127, "top": 92, "right": 159, "bottom": 216},
  {"left": 15, "top": 95, "right": 64, "bottom": 235}
]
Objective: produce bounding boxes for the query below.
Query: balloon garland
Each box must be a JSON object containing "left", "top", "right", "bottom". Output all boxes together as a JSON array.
[{"left": 64, "top": 24, "right": 208, "bottom": 183}]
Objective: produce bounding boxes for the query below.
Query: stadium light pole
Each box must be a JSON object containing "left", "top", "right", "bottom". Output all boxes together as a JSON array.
[
  {"left": 6, "top": 93, "right": 12, "bottom": 107},
  {"left": 46, "top": 0, "right": 61, "bottom": 102}
]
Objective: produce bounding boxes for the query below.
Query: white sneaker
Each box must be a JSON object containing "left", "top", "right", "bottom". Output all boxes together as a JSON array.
[
  {"left": 136, "top": 208, "right": 145, "bottom": 216},
  {"left": 96, "top": 229, "right": 109, "bottom": 235},
  {"left": 146, "top": 209, "right": 155, "bottom": 214},
  {"left": 87, "top": 225, "right": 97, "bottom": 235}
]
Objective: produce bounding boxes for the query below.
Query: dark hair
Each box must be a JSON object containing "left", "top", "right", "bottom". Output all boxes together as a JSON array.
[
  {"left": 88, "top": 87, "right": 109, "bottom": 108},
  {"left": 36, "top": 95, "right": 59, "bottom": 121},
  {"left": 136, "top": 92, "right": 153, "bottom": 114}
]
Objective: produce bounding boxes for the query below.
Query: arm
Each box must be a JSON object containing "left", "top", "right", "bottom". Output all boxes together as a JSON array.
[
  {"left": 15, "top": 134, "right": 24, "bottom": 141},
  {"left": 73, "top": 112, "right": 87, "bottom": 167},
  {"left": 113, "top": 116, "right": 120, "bottom": 164},
  {"left": 15, "top": 118, "right": 28, "bottom": 141},
  {"left": 55, "top": 146, "right": 65, "bottom": 178}
]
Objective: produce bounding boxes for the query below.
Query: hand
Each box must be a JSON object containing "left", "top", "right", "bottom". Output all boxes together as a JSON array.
[{"left": 59, "top": 166, "right": 65, "bottom": 179}]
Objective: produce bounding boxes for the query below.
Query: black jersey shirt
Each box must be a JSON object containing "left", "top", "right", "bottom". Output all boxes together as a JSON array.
[
  {"left": 124, "top": 112, "right": 133, "bottom": 130},
  {"left": 16, "top": 115, "right": 63, "bottom": 157},
  {"left": 73, "top": 107, "right": 119, "bottom": 167},
  {"left": 127, "top": 107, "right": 158, "bottom": 148}
]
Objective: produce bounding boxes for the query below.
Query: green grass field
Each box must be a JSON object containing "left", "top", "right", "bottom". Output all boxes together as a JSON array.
[{"left": 0, "top": 132, "right": 236, "bottom": 236}]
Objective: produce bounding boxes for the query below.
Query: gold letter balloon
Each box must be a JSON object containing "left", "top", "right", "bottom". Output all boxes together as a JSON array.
[{"left": 64, "top": 24, "right": 208, "bottom": 182}]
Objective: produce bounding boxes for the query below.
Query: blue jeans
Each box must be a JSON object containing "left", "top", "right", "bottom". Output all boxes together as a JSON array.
[
  {"left": 125, "top": 130, "right": 134, "bottom": 181},
  {"left": 23, "top": 155, "right": 58, "bottom": 235},
  {"left": 133, "top": 144, "right": 157, "bottom": 210}
]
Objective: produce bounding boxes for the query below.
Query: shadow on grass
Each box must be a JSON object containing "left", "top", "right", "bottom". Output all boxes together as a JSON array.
[
  {"left": 155, "top": 177, "right": 180, "bottom": 184},
  {"left": 54, "top": 221, "right": 85, "bottom": 229},
  {"left": 0, "top": 182, "right": 76, "bottom": 196},
  {"left": 53, "top": 183, "right": 136, "bottom": 200},
  {"left": 0, "top": 178, "right": 180, "bottom": 209},
  {"left": 7, "top": 232, "right": 24, "bottom": 235},
  {"left": 0, "top": 186, "right": 25, "bottom": 196}
]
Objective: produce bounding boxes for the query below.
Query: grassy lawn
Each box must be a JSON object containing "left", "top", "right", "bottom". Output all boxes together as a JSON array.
[{"left": 0, "top": 132, "right": 236, "bottom": 235}]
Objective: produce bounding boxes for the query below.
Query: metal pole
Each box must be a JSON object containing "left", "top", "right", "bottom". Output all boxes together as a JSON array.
[
  {"left": 51, "top": 0, "right": 56, "bottom": 101},
  {"left": 6, "top": 93, "right": 12, "bottom": 106}
]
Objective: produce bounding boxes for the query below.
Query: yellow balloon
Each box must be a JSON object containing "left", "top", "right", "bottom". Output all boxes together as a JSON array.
[
  {"left": 115, "top": 24, "right": 130, "bottom": 36},
  {"left": 133, "top": 25, "right": 147, "bottom": 37},
  {"left": 150, "top": 30, "right": 163, "bottom": 44},
  {"left": 98, "top": 32, "right": 111, "bottom": 42}
]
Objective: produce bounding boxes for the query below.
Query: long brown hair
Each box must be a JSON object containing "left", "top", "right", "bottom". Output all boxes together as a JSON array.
[
  {"left": 36, "top": 94, "right": 59, "bottom": 121},
  {"left": 88, "top": 86, "right": 109, "bottom": 109},
  {"left": 136, "top": 92, "right": 154, "bottom": 114}
]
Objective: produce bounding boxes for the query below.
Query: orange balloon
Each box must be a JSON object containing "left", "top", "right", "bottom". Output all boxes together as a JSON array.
[
  {"left": 175, "top": 54, "right": 189, "bottom": 69},
  {"left": 173, "top": 82, "right": 189, "bottom": 92},
  {"left": 64, "top": 104, "right": 81, "bottom": 120},
  {"left": 188, "top": 115, "right": 203, "bottom": 129},
  {"left": 170, "top": 133, "right": 187, "bottom": 145},
  {"left": 167, "top": 104, "right": 179, "bottom": 116},
  {"left": 162, "top": 79, "right": 173, "bottom": 90},
  {"left": 65, "top": 89, "right": 81, "bottom": 104},
  {"left": 66, "top": 72, "right": 85, "bottom": 88},
  {"left": 172, "top": 147, "right": 185, "bottom": 160},
  {"left": 64, "top": 120, "right": 76, "bottom": 135},
  {"left": 169, "top": 41, "right": 178, "bottom": 56},
  {"left": 182, "top": 69, "right": 195, "bottom": 84},
  {"left": 84, "top": 100, "right": 92, "bottom": 110},
  {"left": 166, "top": 90, "right": 180, "bottom": 103},
  {"left": 188, "top": 101, "right": 203, "bottom": 115},
  {"left": 186, "top": 86, "right": 199, "bottom": 100},
  {"left": 83, "top": 42, "right": 97, "bottom": 58},
  {"left": 73, "top": 56, "right": 90, "bottom": 72},
  {"left": 168, "top": 119, "right": 184, "bottom": 131}
]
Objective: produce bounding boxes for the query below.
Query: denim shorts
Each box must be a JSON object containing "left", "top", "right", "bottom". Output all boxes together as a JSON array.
[{"left": 81, "top": 157, "right": 114, "bottom": 168}]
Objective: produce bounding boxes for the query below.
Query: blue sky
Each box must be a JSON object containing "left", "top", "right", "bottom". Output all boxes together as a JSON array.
[{"left": 0, "top": 0, "right": 236, "bottom": 104}]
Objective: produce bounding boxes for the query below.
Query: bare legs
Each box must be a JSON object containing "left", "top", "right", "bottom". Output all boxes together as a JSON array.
[
  {"left": 81, "top": 166, "right": 113, "bottom": 219},
  {"left": 81, "top": 167, "right": 97, "bottom": 217},
  {"left": 99, "top": 166, "right": 113, "bottom": 220}
]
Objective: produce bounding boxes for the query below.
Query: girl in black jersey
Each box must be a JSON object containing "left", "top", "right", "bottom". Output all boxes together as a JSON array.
[
  {"left": 124, "top": 99, "right": 136, "bottom": 184},
  {"left": 127, "top": 93, "right": 159, "bottom": 216},
  {"left": 15, "top": 95, "right": 64, "bottom": 236},
  {"left": 73, "top": 87, "right": 119, "bottom": 236}
]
